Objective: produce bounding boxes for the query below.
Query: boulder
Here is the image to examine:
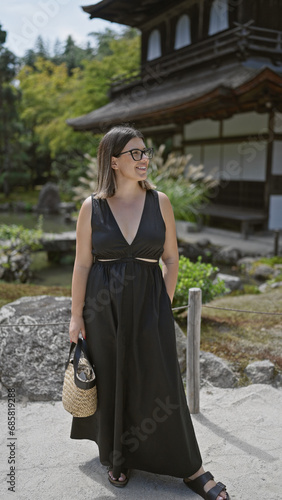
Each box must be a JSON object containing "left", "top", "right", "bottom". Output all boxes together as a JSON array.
[
  {"left": 237, "top": 257, "right": 256, "bottom": 274},
  {"left": 215, "top": 246, "right": 241, "bottom": 265},
  {"left": 273, "top": 372, "right": 282, "bottom": 388},
  {"left": 258, "top": 283, "right": 268, "bottom": 293},
  {"left": 214, "top": 273, "right": 242, "bottom": 291},
  {"left": 0, "top": 296, "right": 71, "bottom": 401},
  {"left": 200, "top": 351, "right": 238, "bottom": 388},
  {"left": 245, "top": 360, "right": 275, "bottom": 384},
  {"left": 0, "top": 250, "right": 31, "bottom": 282},
  {"left": 36, "top": 182, "right": 61, "bottom": 214},
  {"left": 251, "top": 265, "right": 274, "bottom": 281},
  {"left": 0, "top": 296, "right": 189, "bottom": 400}
]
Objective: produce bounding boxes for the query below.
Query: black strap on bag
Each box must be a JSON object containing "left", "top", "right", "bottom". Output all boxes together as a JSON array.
[{"left": 66, "top": 337, "right": 96, "bottom": 390}]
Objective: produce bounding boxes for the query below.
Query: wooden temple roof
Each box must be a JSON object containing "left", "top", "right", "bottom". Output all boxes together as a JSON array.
[
  {"left": 82, "top": 0, "right": 175, "bottom": 27},
  {"left": 67, "top": 64, "right": 282, "bottom": 133}
]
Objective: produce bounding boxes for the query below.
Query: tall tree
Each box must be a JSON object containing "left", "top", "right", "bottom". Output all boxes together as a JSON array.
[
  {"left": 17, "top": 28, "right": 140, "bottom": 194},
  {"left": 0, "top": 24, "right": 29, "bottom": 196}
]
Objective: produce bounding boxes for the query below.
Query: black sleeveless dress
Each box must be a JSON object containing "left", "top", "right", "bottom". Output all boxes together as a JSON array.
[{"left": 70, "top": 189, "right": 202, "bottom": 479}]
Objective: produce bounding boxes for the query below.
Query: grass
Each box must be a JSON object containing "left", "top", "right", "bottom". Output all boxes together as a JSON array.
[
  {"left": 0, "top": 282, "right": 71, "bottom": 309},
  {"left": 176, "top": 288, "right": 282, "bottom": 383}
]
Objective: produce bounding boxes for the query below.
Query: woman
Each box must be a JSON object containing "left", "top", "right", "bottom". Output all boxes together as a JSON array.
[{"left": 69, "top": 125, "right": 230, "bottom": 500}]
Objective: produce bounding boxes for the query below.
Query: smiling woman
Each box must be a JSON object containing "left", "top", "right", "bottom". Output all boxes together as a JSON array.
[{"left": 68, "top": 125, "right": 230, "bottom": 500}]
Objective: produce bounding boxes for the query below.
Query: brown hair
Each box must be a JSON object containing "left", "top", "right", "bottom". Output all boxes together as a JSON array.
[{"left": 95, "top": 125, "right": 155, "bottom": 198}]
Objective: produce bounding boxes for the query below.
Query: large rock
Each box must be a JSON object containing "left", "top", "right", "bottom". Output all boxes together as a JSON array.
[
  {"left": 0, "top": 296, "right": 71, "bottom": 401},
  {"left": 0, "top": 296, "right": 189, "bottom": 400},
  {"left": 36, "top": 182, "right": 61, "bottom": 214},
  {"left": 200, "top": 351, "right": 238, "bottom": 388},
  {"left": 251, "top": 265, "right": 274, "bottom": 281},
  {"left": 245, "top": 360, "right": 275, "bottom": 384},
  {"left": 214, "top": 273, "right": 242, "bottom": 291},
  {"left": 237, "top": 257, "right": 257, "bottom": 274},
  {"left": 215, "top": 246, "right": 241, "bottom": 265},
  {"left": 0, "top": 250, "right": 32, "bottom": 282}
]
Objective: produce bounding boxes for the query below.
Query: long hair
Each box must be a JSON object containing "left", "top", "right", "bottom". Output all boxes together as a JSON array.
[{"left": 95, "top": 125, "right": 155, "bottom": 198}]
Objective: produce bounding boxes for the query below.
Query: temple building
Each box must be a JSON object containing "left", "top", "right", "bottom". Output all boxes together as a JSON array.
[{"left": 67, "top": 0, "right": 282, "bottom": 236}]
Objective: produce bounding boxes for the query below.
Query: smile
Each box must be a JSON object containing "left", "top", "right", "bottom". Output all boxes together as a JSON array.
[{"left": 136, "top": 166, "right": 147, "bottom": 171}]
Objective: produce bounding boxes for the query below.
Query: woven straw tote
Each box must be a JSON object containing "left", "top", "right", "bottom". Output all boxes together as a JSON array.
[{"left": 62, "top": 337, "right": 97, "bottom": 418}]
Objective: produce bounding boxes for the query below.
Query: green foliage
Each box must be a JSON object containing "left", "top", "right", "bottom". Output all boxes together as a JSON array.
[
  {"left": 229, "top": 284, "right": 261, "bottom": 296},
  {"left": 253, "top": 256, "right": 282, "bottom": 267},
  {"left": 17, "top": 28, "right": 140, "bottom": 192},
  {"left": 0, "top": 217, "right": 44, "bottom": 282},
  {"left": 173, "top": 256, "right": 226, "bottom": 309},
  {"left": 0, "top": 24, "right": 30, "bottom": 196},
  {"left": 148, "top": 144, "right": 218, "bottom": 222},
  {"left": 0, "top": 216, "right": 43, "bottom": 251}
]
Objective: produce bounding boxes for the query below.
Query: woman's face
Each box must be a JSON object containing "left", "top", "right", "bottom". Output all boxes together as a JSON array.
[{"left": 112, "top": 137, "right": 150, "bottom": 182}]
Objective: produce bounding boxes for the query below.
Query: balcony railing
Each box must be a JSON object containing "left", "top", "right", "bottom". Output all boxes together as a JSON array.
[{"left": 110, "top": 22, "right": 282, "bottom": 98}]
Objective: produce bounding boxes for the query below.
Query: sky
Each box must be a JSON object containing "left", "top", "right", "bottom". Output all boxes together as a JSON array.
[{"left": 0, "top": 0, "right": 124, "bottom": 57}]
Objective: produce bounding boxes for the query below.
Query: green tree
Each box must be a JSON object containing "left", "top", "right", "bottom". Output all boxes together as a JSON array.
[
  {"left": 17, "top": 28, "right": 140, "bottom": 194},
  {"left": 0, "top": 24, "right": 30, "bottom": 196}
]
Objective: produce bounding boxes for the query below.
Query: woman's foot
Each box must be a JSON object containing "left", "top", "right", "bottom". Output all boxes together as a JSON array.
[
  {"left": 108, "top": 469, "right": 129, "bottom": 488},
  {"left": 184, "top": 467, "right": 230, "bottom": 500}
]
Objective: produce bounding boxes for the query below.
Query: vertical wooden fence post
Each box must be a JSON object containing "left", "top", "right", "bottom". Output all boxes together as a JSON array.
[{"left": 186, "top": 287, "right": 202, "bottom": 414}]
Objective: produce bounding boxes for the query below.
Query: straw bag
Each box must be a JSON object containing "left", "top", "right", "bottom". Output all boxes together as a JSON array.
[{"left": 62, "top": 336, "right": 97, "bottom": 418}]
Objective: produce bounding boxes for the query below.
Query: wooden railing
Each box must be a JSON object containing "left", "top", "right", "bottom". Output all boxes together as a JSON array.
[{"left": 110, "top": 22, "right": 282, "bottom": 97}]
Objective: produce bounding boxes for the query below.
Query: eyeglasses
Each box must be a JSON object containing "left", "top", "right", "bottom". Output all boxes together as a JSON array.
[{"left": 116, "top": 147, "right": 154, "bottom": 161}]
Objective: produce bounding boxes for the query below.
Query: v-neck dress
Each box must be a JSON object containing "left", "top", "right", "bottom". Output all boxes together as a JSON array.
[{"left": 70, "top": 189, "right": 202, "bottom": 479}]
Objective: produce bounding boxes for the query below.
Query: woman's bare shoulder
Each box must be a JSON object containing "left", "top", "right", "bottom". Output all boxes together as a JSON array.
[
  {"left": 156, "top": 190, "right": 173, "bottom": 211},
  {"left": 77, "top": 195, "right": 92, "bottom": 225}
]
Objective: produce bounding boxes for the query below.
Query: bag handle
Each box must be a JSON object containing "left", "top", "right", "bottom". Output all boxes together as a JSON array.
[
  {"left": 73, "top": 337, "right": 93, "bottom": 374},
  {"left": 72, "top": 337, "right": 96, "bottom": 390}
]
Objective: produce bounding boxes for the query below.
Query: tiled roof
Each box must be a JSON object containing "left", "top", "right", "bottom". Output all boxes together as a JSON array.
[{"left": 67, "top": 62, "right": 282, "bottom": 132}]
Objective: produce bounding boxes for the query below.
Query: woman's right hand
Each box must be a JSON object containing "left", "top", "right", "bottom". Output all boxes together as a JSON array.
[{"left": 69, "top": 315, "right": 86, "bottom": 343}]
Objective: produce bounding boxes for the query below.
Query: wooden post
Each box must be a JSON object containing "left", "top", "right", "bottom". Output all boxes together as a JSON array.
[{"left": 186, "top": 288, "right": 202, "bottom": 414}]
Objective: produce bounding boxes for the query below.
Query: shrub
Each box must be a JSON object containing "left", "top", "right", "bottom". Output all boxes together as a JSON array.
[
  {"left": 148, "top": 144, "right": 219, "bottom": 222},
  {"left": 0, "top": 217, "right": 43, "bottom": 282},
  {"left": 173, "top": 256, "right": 226, "bottom": 310}
]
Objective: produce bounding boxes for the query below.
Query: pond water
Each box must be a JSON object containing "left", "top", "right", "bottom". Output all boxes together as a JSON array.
[{"left": 30, "top": 252, "right": 74, "bottom": 288}]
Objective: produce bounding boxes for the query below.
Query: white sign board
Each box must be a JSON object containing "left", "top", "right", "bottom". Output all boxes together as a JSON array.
[{"left": 268, "top": 195, "right": 282, "bottom": 230}]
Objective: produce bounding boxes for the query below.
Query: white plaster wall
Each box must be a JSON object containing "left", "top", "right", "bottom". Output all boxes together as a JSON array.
[
  {"left": 184, "top": 145, "right": 202, "bottom": 165},
  {"left": 223, "top": 112, "right": 268, "bottom": 137},
  {"left": 274, "top": 113, "right": 282, "bottom": 134},
  {"left": 222, "top": 143, "right": 243, "bottom": 180},
  {"left": 184, "top": 119, "right": 220, "bottom": 140},
  {"left": 242, "top": 142, "right": 266, "bottom": 181},
  {"left": 202, "top": 144, "right": 221, "bottom": 176}
]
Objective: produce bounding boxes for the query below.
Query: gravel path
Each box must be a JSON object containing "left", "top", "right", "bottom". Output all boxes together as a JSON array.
[{"left": 1, "top": 384, "right": 281, "bottom": 500}]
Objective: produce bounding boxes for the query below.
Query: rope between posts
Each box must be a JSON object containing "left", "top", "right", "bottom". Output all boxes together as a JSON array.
[
  {"left": 0, "top": 322, "right": 70, "bottom": 327},
  {"left": 172, "top": 304, "right": 282, "bottom": 315},
  {"left": 2, "top": 303, "right": 282, "bottom": 327}
]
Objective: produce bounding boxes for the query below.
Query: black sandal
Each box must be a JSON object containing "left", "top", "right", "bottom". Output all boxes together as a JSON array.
[
  {"left": 183, "top": 471, "right": 230, "bottom": 500},
  {"left": 108, "top": 468, "right": 129, "bottom": 488}
]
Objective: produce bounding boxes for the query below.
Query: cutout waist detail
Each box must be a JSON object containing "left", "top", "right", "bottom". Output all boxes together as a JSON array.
[{"left": 95, "top": 257, "right": 159, "bottom": 264}]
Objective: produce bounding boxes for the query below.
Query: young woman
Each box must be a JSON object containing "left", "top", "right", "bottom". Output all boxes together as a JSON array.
[{"left": 69, "top": 125, "right": 230, "bottom": 500}]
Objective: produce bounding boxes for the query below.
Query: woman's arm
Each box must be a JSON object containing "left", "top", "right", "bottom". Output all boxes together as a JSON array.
[
  {"left": 158, "top": 191, "right": 179, "bottom": 303},
  {"left": 69, "top": 196, "right": 93, "bottom": 343}
]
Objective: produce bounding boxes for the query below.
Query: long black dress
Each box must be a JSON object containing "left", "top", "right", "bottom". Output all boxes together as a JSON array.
[{"left": 70, "top": 189, "right": 202, "bottom": 479}]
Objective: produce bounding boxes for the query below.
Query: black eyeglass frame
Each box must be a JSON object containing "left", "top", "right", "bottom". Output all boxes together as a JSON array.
[{"left": 115, "top": 147, "right": 154, "bottom": 161}]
